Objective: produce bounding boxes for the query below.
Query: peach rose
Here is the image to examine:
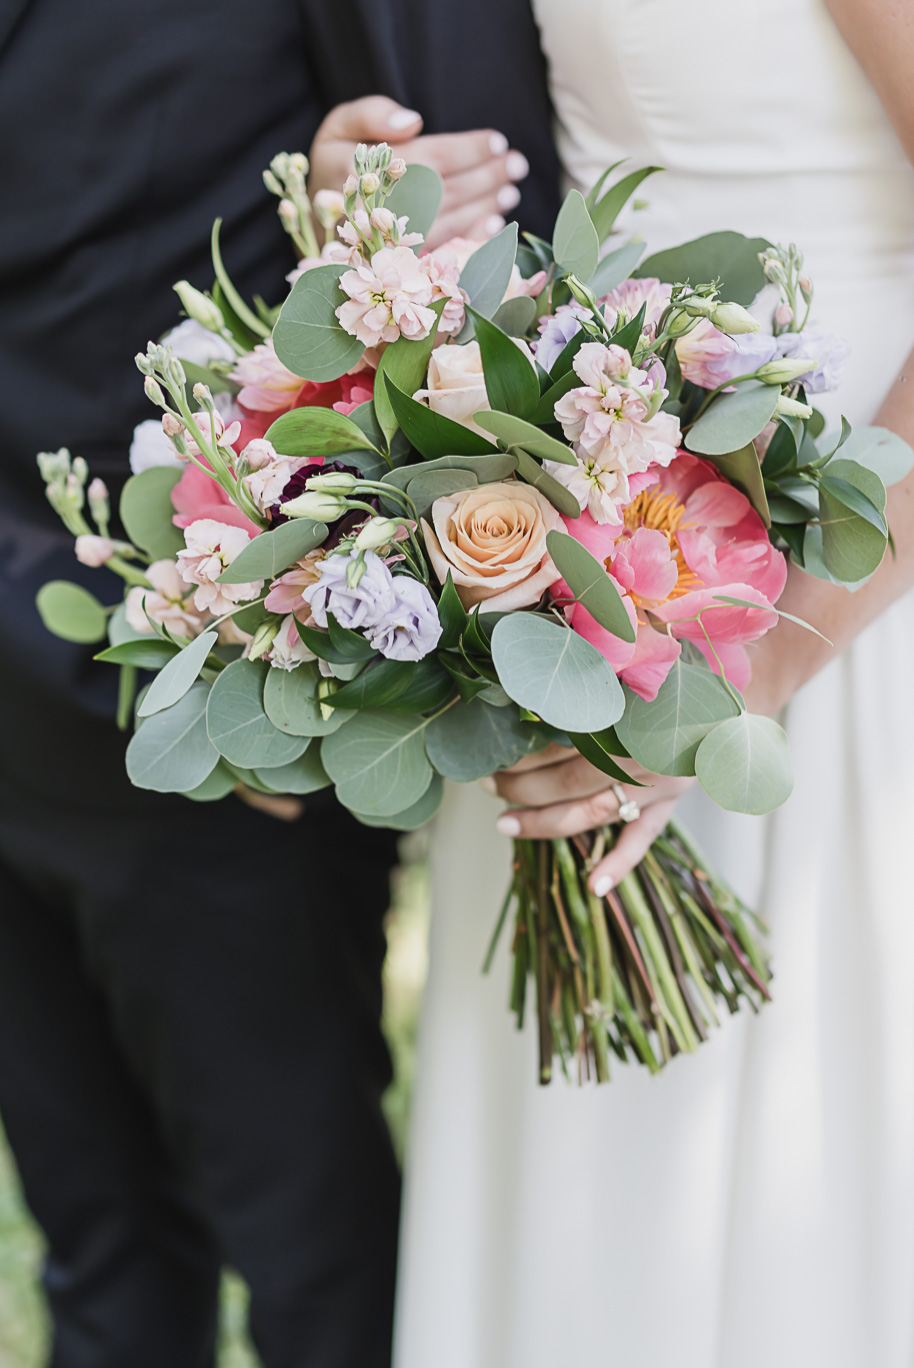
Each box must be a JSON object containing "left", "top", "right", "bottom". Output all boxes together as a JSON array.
[
  {"left": 422, "top": 481, "right": 562, "bottom": 613},
  {"left": 412, "top": 338, "right": 535, "bottom": 436}
]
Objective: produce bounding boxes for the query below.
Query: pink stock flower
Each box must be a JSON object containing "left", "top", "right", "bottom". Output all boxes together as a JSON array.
[
  {"left": 125, "top": 559, "right": 210, "bottom": 639},
  {"left": 264, "top": 552, "right": 325, "bottom": 613},
  {"left": 229, "top": 340, "right": 302, "bottom": 413},
  {"left": 170, "top": 464, "right": 260, "bottom": 535},
  {"left": 267, "top": 614, "right": 317, "bottom": 671},
  {"left": 554, "top": 453, "right": 787, "bottom": 700},
  {"left": 337, "top": 245, "right": 436, "bottom": 347},
  {"left": 178, "top": 410, "right": 242, "bottom": 463},
  {"left": 286, "top": 238, "right": 353, "bottom": 286},
  {"left": 176, "top": 519, "right": 264, "bottom": 616},
  {"left": 600, "top": 277, "right": 672, "bottom": 331},
  {"left": 74, "top": 535, "right": 115, "bottom": 568},
  {"left": 420, "top": 246, "right": 469, "bottom": 335},
  {"left": 240, "top": 440, "right": 310, "bottom": 516}
]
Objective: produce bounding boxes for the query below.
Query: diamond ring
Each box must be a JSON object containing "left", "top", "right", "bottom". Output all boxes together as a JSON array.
[{"left": 611, "top": 783, "right": 641, "bottom": 824}]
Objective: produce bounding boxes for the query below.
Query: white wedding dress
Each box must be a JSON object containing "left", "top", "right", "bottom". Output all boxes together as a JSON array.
[{"left": 395, "top": 3, "right": 914, "bottom": 1364}]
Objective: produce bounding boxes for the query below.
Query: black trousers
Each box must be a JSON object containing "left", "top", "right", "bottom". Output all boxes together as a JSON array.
[{"left": 0, "top": 785, "right": 400, "bottom": 1368}]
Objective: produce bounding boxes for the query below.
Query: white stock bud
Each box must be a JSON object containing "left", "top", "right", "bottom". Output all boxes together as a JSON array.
[
  {"left": 710, "top": 302, "right": 760, "bottom": 335},
  {"left": 247, "top": 618, "right": 281, "bottom": 662},
  {"left": 359, "top": 172, "right": 381, "bottom": 197},
  {"left": 369, "top": 207, "right": 396, "bottom": 235},
  {"left": 387, "top": 158, "right": 407, "bottom": 181},
  {"left": 87, "top": 478, "right": 109, "bottom": 530},
  {"left": 775, "top": 395, "right": 813, "bottom": 419},
  {"left": 37, "top": 449, "right": 72, "bottom": 484},
  {"left": 343, "top": 175, "right": 359, "bottom": 198},
  {"left": 144, "top": 375, "right": 167, "bottom": 408},
  {"left": 162, "top": 413, "right": 184, "bottom": 438},
  {"left": 278, "top": 198, "right": 297, "bottom": 227},
  {"left": 353, "top": 517, "right": 401, "bottom": 551},
  {"left": 173, "top": 280, "right": 225, "bottom": 334},
  {"left": 74, "top": 534, "right": 115, "bottom": 568},
  {"left": 306, "top": 471, "right": 357, "bottom": 494},
  {"left": 774, "top": 303, "right": 794, "bottom": 329},
  {"left": 282, "top": 492, "right": 349, "bottom": 521}
]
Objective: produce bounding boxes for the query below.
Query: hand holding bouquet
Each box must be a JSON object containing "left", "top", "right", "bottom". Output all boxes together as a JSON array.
[{"left": 37, "top": 144, "right": 912, "bottom": 1082}]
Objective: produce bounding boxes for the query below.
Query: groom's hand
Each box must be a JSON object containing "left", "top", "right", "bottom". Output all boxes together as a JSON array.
[{"left": 308, "top": 96, "right": 529, "bottom": 249}]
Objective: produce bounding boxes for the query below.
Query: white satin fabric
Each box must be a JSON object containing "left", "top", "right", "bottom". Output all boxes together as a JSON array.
[{"left": 395, "top": 4, "right": 914, "bottom": 1364}]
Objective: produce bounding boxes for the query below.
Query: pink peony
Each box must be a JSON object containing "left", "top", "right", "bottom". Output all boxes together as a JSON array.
[
  {"left": 176, "top": 519, "right": 264, "bottom": 616},
  {"left": 125, "top": 558, "right": 210, "bottom": 639},
  {"left": 171, "top": 464, "right": 260, "bottom": 535},
  {"left": 554, "top": 453, "right": 787, "bottom": 700},
  {"left": 336, "top": 245, "right": 437, "bottom": 347}
]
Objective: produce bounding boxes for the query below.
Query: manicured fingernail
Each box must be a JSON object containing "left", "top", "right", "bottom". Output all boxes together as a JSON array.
[
  {"left": 506, "top": 152, "right": 529, "bottom": 181},
  {"left": 389, "top": 108, "right": 421, "bottom": 129},
  {"left": 485, "top": 214, "right": 506, "bottom": 235},
  {"left": 496, "top": 815, "right": 522, "bottom": 837},
  {"left": 481, "top": 776, "right": 498, "bottom": 794},
  {"left": 497, "top": 184, "right": 521, "bottom": 212},
  {"left": 489, "top": 132, "right": 509, "bottom": 155},
  {"left": 593, "top": 876, "right": 613, "bottom": 898}
]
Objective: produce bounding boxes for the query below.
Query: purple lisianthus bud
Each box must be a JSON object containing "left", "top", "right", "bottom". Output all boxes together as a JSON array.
[
  {"left": 775, "top": 328, "right": 849, "bottom": 393},
  {"left": 366, "top": 575, "right": 443, "bottom": 661},
  {"left": 534, "top": 304, "right": 588, "bottom": 373},
  {"left": 303, "top": 549, "right": 398, "bottom": 633}
]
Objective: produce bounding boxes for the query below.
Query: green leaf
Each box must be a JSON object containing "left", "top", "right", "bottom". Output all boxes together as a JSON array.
[
  {"left": 36, "top": 581, "right": 109, "bottom": 644},
  {"left": 95, "top": 638, "right": 180, "bottom": 669},
  {"left": 456, "top": 223, "right": 519, "bottom": 333},
  {"left": 818, "top": 475, "right": 887, "bottom": 533},
  {"left": 216, "top": 519, "right": 327, "bottom": 584},
  {"left": 354, "top": 773, "right": 445, "bottom": 830},
  {"left": 272, "top": 263, "right": 364, "bottom": 383},
  {"left": 373, "top": 301, "right": 446, "bottom": 443},
  {"left": 425, "top": 696, "right": 541, "bottom": 780},
  {"left": 294, "top": 617, "right": 375, "bottom": 666},
  {"left": 818, "top": 478, "right": 887, "bottom": 582},
  {"left": 206, "top": 658, "right": 309, "bottom": 767},
  {"left": 385, "top": 381, "right": 499, "bottom": 459},
  {"left": 230, "top": 598, "right": 272, "bottom": 636},
  {"left": 826, "top": 459, "right": 886, "bottom": 514},
  {"left": 831, "top": 425, "right": 914, "bottom": 487},
  {"left": 491, "top": 295, "right": 537, "bottom": 337},
  {"left": 381, "top": 451, "right": 516, "bottom": 495},
  {"left": 614, "top": 660, "right": 742, "bottom": 776},
  {"left": 264, "top": 407, "right": 377, "bottom": 458},
  {"left": 568, "top": 731, "right": 642, "bottom": 785},
  {"left": 322, "top": 711, "right": 433, "bottom": 816},
  {"left": 702, "top": 442, "right": 770, "bottom": 526},
  {"left": 329, "top": 656, "right": 453, "bottom": 713},
  {"left": 184, "top": 761, "right": 240, "bottom": 802},
  {"left": 695, "top": 713, "right": 793, "bottom": 815},
  {"left": 137, "top": 629, "right": 218, "bottom": 717},
  {"left": 474, "top": 411, "right": 576, "bottom": 464},
  {"left": 590, "top": 167, "right": 662, "bottom": 242},
  {"left": 439, "top": 654, "right": 492, "bottom": 703},
  {"left": 126, "top": 681, "right": 219, "bottom": 792},
  {"left": 686, "top": 381, "right": 779, "bottom": 457},
  {"left": 470, "top": 309, "right": 540, "bottom": 419},
  {"left": 636, "top": 231, "right": 771, "bottom": 306},
  {"left": 760, "top": 420, "right": 799, "bottom": 478},
  {"left": 385, "top": 163, "right": 444, "bottom": 241},
  {"left": 491, "top": 613, "right": 624, "bottom": 732},
  {"left": 119, "top": 467, "right": 184, "bottom": 561},
  {"left": 406, "top": 468, "right": 477, "bottom": 519},
  {"left": 531, "top": 370, "right": 582, "bottom": 424},
  {"left": 588, "top": 241, "right": 646, "bottom": 298},
  {"left": 514, "top": 449, "right": 581, "bottom": 518},
  {"left": 253, "top": 746, "right": 333, "bottom": 796},
  {"left": 553, "top": 189, "right": 600, "bottom": 281},
  {"left": 436, "top": 574, "right": 469, "bottom": 650},
  {"left": 180, "top": 359, "right": 238, "bottom": 396},
  {"left": 546, "top": 530, "right": 636, "bottom": 641},
  {"left": 263, "top": 661, "right": 348, "bottom": 736}
]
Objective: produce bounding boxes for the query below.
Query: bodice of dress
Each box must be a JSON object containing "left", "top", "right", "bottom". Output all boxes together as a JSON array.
[{"left": 531, "top": 0, "right": 914, "bottom": 424}]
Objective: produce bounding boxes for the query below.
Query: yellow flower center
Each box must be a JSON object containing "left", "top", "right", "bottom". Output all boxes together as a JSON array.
[{"left": 613, "top": 486, "right": 704, "bottom": 602}]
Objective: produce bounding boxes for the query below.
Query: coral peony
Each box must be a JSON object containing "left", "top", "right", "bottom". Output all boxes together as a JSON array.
[{"left": 170, "top": 464, "right": 260, "bottom": 535}]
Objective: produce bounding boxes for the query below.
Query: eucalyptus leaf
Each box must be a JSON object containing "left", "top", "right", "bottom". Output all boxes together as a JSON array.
[
  {"left": 126, "top": 681, "right": 219, "bottom": 792},
  {"left": 272, "top": 264, "right": 364, "bottom": 383},
  {"left": 637, "top": 231, "right": 771, "bottom": 306},
  {"left": 546, "top": 530, "right": 636, "bottom": 641},
  {"left": 695, "top": 713, "right": 793, "bottom": 815},
  {"left": 36, "top": 581, "right": 108, "bottom": 644},
  {"left": 425, "top": 696, "right": 541, "bottom": 781},
  {"left": 830, "top": 425, "right": 914, "bottom": 486},
  {"left": 385, "top": 163, "right": 444, "bottom": 242},
  {"left": 553, "top": 189, "right": 600, "bottom": 281},
  {"left": 355, "top": 773, "right": 445, "bottom": 830},
  {"left": 119, "top": 467, "right": 184, "bottom": 561},
  {"left": 614, "top": 660, "right": 742, "bottom": 776},
  {"left": 381, "top": 451, "right": 517, "bottom": 493},
  {"left": 474, "top": 411, "right": 576, "bottom": 464},
  {"left": 406, "top": 469, "right": 477, "bottom": 519},
  {"left": 263, "top": 661, "right": 348, "bottom": 736},
  {"left": 137, "top": 629, "right": 218, "bottom": 717},
  {"left": 818, "top": 480, "right": 887, "bottom": 582},
  {"left": 456, "top": 223, "right": 519, "bottom": 332},
  {"left": 491, "top": 295, "right": 537, "bottom": 337},
  {"left": 588, "top": 241, "right": 646, "bottom": 297},
  {"left": 590, "top": 166, "right": 661, "bottom": 242},
  {"left": 207, "top": 658, "right": 309, "bottom": 767},
  {"left": 702, "top": 442, "right": 770, "bottom": 525},
  {"left": 184, "top": 762, "right": 240, "bottom": 802},
  {"left": 264, "top": 407, "right": 377, "bottom": 458},
  {"left": 217, "top": 519, "right": 328, "bottom": 584},
  {"left": 686, "top": 381, "right": 779, "bottom": 457},
  {"left": 491, "top": 613, "right": 624, "bottom": 732},
  {"left": 253, "top": 745, "right": 333, "bottom": 796},
  {"left": 96, "top": 638, "right": 180, "bottom": 669},
  {"left": 514, "top": 449, "right": 581, "bottom": 518},
  {"left": 322, "top": 711, "right": 433, "bottom": 816},
  {"left": 826, "top": 459, "right": 887, "bottom": 514}
]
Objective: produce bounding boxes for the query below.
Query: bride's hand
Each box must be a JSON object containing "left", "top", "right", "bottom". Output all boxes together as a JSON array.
[
  {"left": 487, "top": 744, "right": 695, "bottom": 896},
  {"left": 308, "top": 96, "right": 528, "bottom": 249}
]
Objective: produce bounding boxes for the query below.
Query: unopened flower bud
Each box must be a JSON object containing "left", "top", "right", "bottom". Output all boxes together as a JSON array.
[
  {"left": 247, "top": 618, "right": 281, "bottom": 662},
  {"left": 566, "top": 276, "right": 600, "bottom": 312},
  {"left": 756, "top": 356, "right": 817, "bottom": 385},
  {"left": 343, "top": 175, "right": 359, "bottom": 198},
  {"left": 72, "top": 457, "right": 89, "bottom": 486},
  {"left": 144, "top": 376, "right": 166, "bottom": 407},
  {"left": 262, "top": 169, "right": 284, "bottom": 197},
  {"left": 317, "top": 676, "right": 338, "bottom": 721},
  {"left": 369, "top": 207, "right": 396, "bottom": 235},
  {"left": 87, "top": 478, "right": 109, "bottom": 531},
  {"left": 288, "top": 152, "right": 308, "bottom": 177},
  {"left": 282, "top": 492, "right": 349, "bottom": 521},
  {"left": 798, "top": 274, "right": 814, "bottom": 303},
  {"left": 359, "top": 172, "right": 381, "bottom": 197},
  {"left": 679, "top": 295, "right": 716, "bottom": 319},
  {"left": 278, "top": 198, "right": 297, "bottom": 226},
  {"left": 173, "top": 280, "right": 225, "bottom": 334},
  {"left": 166, "top": 355, "right": 186, "bottom": 389},
  {"left": 775, "top": 395, "right": 813, "bottom": 419},
  {"left": 387, "top": 158, "right": 407, "bottom": 181},
  {"left": 774, "top": 303, "right": 794, "bottom": 329},
  {"left": 162, "top": 412, "right": 184, "bottom": 438},
  {"left": 353, "top": 517, "right": 401, "bottom": 551},
  {"left": 710, "top": 302, "right": 760, "bottom": 335},
  {"left": 37, "top": 448, "right": 72, "bottom": 484},
  {"left": 74, "top": 534, "right": 115, "bottom": 568},
  {"left": 192, "top": 381, "right": 215, "bottom": 412},
  {"left": 134, "top": 351, "right": 154, "bottom": 376},
  {"left": 306, "top": 471, "right": 357, "bottom": 494}
]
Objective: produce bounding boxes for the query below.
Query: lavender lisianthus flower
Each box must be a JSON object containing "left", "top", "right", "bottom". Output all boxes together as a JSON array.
[
  {"left": 534, "top": 304, "right": 589, "bottom": 373},
  {"left": 367, "top": 575, "right": 443, "bottom": 661},
  {"left": 697, "top": 330, "right": 779, "bottom": 388},
  {"left": 775, "top": 328, "right": 850, "bottom": 393},
  {"left": 303, "top": 549, "right": 398, "bottom": 633}
]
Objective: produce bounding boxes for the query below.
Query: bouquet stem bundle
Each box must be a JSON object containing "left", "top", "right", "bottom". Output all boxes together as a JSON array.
[{"left": 492, "top": 824, "right": 771, "bottom": 1085}]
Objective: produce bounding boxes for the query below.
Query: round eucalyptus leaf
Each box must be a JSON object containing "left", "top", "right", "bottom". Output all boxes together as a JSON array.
[
  {"left": 184, "top": 762, "right": 239, "bottom": 803},
  {"left": 119, "top": 467, "right": 185, "bottom": 561},
  {"left": 425, "top": 697, "right": 542, "bottom": 781},
  {"left": 272, "top": 264, "right": 364, "bottom": 382},
  {"left": 253, "top": 745, "right": 333, "bottom": 796},
  {"left": 36, "top": 580, "right": 109, "bottom": 644},
  {"left": 828, "top": 425, "right": 914, "bottom": 487},
  {"left": 263, "top": 663, "right": 348, "bottom": 736},
  {"left": 686, "top": 381, "right": 779, "bottom": 457},
  {"left": 491, "top": 613, "right": 624, "bottom": 732},
  {"left": 321, "top": 712, "right": 433, "bottom": 817},
  {"left": 614, "top": 660, "right": 742, "bottom": 776},
  {"left": 126, "top": 682, "right": 219, "bottom": 793},
  {"left": 354, "top": 773, "right": 445, "bottom": 830},
  {"left": 695, "top": 713, "right": 794, "bottom": 815},
  {"left": 137, "top": 630, "right": 218, "bottom": 717},
  {"left": 206, "top": 658, "right": 309, "bottom": 767}
]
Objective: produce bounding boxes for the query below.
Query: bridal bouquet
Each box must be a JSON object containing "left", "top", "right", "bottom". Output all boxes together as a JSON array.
[{"left": 37, "top": 145, "right": 911, "bottom": 1083}]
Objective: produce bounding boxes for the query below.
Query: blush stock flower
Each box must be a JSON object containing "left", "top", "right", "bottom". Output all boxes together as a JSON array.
[
  {"left": 337, "top": 245, "right": 437, "bottom": 348},
  {"left": 125, "top": 558, "right": 210, "bottom": 639},
  {"left": 176, "top": 518, "right": 264, "bottom": 617}
]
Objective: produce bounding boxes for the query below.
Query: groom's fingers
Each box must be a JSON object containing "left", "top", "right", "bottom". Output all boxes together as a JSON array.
[{"left": 314, "top": 96, "right": 424, "bottom": 144}]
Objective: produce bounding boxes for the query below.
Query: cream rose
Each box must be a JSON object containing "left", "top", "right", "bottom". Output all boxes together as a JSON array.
[
  {"left": 412, "top": 338, "right": 536, "bottom": 436},
  {"left": 422, "top": 481, "right": 563, "bottom": 613}
]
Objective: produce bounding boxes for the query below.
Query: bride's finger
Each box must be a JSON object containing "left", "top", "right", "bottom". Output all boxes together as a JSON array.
[
  {"left": 587, "top": 798, "right": 680, "bottom": 896},
  {"left": 497, "top": 743, "right": 576, "bottom": 776},
  {"left": 495, "top": 786, "right": 630, "bottom": 841},
  {"left": 493, "top": 755, "right": 615, "bottom": 808}
]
